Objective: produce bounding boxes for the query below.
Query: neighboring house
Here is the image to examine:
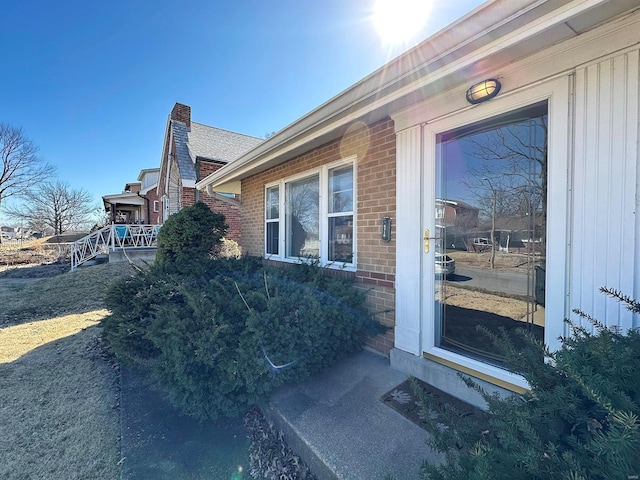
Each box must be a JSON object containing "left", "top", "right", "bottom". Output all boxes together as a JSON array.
[
  {"left": 138, "top": 168, "right": 162, "bottom": 225},
  {"left": 436, "top": 199, "right": 479, "bottom": 251},
  {"left": 102, "top": 180, "right": 146, "bottom": 224},
  {"left": 435, "top": 199, "right": 479, "bottom": 229},
  {"left": 493, "top": 215, "right": 545, "bottom": 254},
  {"left": 102, "top": 169, "right": 160, "bottom": 224},
  {"left": 157, "top": 103, "right": 263, "bottom": 243},
  {"left": 197, "top": 1, "right": 640, "bottom": 407}
]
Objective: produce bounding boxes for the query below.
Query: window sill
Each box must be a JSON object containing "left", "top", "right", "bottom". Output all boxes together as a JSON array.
[{"left": 263, "top": 255, "right": 356, "bottom": 272}]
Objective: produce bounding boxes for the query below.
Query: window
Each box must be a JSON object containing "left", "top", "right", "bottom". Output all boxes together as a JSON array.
[
  {"left": 328, "top": 165, "right": 353, "bottom": 262},
  {"left": 265, "top": 161, "right": 355, "bottom": 267},
  {"left": 153, "top": 200, "right": 159, "bottom": 212},
  {"left": 265, "top": 186, "right": 279, "bottom": 255},
  {"left": 434, "top": 102, "right": 548, "bottom": 366},
  {"left": 286, "top": 174, "right": 320, "bottom": 258}
]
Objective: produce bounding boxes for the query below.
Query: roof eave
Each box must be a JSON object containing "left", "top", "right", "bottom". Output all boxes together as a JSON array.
[{"left": 196, "top": 0, "right": 640, "bottom": 193}]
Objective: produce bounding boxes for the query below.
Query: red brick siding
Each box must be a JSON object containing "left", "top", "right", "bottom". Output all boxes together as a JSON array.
[
  {"left": 144, "top": 187, "right": 162, "bottom": 224},
  {"left": 199, "top": 160, "right": 223, "bottom": 178},
  {"left": 170, "top": 103, "right": 191, "bottom": 128},
  {"left": 197, "top": 160, "right": 242, "bottom": 244},
  {"left": 200, "top": 195, "right": 242, "bottom": 243},
  {"left": 180, "top": 186, "right": 196, "bottom": 207},
  {"left": 241, "top": 117, "right": 397, "bottom": 355}
]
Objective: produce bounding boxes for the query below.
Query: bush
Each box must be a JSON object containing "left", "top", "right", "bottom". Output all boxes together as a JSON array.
[
  {"left": 156, "top": 201, "right": 227, "bottom": 270},
  {"left": 215, "top": 238, "right": 242, "bottom": 259},
  {"left": 415, "top": 287, "right": 640, "bottom": 480},
  {"left": 102, "top": 257, "right": 383, "bottom": 420}
]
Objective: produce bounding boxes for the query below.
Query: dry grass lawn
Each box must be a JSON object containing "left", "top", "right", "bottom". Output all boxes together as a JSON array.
[
  {"left": 437, "top": 284, "right": 545, "bottom": 326},
  {"left": 0, "top": 260, "right": 142, "bottom": 480}
]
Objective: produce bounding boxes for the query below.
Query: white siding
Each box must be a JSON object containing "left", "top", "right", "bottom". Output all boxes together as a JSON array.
[
  {"left": 168, "top": 161, "right": 181, "bottom": 216},
  {"left": 571, "top": 50, "right": 639, "bottom": 330},
  {"left": 395, "top": 125, "right": 423, "bottom": 355}
]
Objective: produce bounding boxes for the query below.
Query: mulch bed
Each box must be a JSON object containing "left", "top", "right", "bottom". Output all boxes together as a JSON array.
[
  {"left": 381, "top": 377, "right": 489, "bottom": 431},
  {"left": 244, "top": 407, "right": 317, "bottom": 480}
]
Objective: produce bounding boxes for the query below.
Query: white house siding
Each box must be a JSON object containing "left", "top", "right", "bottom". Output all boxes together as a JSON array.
[
  {"left": 167, "top": 160, "right": 181, "bottom": 217},
  {"left": 392, "top": 10, "right": 640, "bottom": 399},
  {"left": 395, "top": 125, "right": 423, "bottom": 355},
  {"left": 571, "top": 50, "right": 639, "bottom": 331}
]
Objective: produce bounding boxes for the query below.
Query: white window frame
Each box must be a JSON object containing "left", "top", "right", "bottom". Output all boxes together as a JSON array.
[
  {"left": 264, "top": 156, "right": 357, "bottom": 270},
  {"left": 153, "top": 200, "right": 159, "bottom": 213},
  {"left": 265, "top": 184, "right": 280, "bottom": 256}
]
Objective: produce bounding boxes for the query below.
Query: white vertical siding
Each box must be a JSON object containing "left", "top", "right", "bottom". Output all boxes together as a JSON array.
[
  {"left": 395, "top": 125, "right": 423, "bottom": 354},
  {"left": 571, "top": 50, "right": 639, "bottom": 330}
]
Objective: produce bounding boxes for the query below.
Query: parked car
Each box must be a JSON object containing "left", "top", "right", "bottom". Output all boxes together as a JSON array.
[{"left": 435, "top": 253, "right": 455, "bottom": 277}]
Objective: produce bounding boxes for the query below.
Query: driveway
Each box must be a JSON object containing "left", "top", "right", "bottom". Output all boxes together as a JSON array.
[{"left": 449, "top": 265, "right": 531, "bottom": 297}]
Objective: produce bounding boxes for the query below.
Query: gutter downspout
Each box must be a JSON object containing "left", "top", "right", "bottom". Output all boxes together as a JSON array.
[{"left": 137, "top": 192, "right": 150, "bottom": 223}]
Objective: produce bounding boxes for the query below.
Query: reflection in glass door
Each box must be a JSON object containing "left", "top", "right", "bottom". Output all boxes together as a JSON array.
[{"left": 434, "top": 102, "right": 547, "bottom": 366}]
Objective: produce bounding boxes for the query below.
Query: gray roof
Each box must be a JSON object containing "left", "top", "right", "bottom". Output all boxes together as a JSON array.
[
  {"left": 171, "top": 121, "right": 263, "bottom": 182},
  {"left": 188, "top": 122, "right": 263, "bottom": 163},
  {"left": 171, "top": 121, "right": 196, "bottom": 181}
]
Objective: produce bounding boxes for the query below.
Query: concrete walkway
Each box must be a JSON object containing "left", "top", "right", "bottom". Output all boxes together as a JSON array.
[
  {"left": 120, "top": 350, "right": 437, "bottom": 479},
  {"left": 262, "top": 349, "right": 439, "bottom": 480}
]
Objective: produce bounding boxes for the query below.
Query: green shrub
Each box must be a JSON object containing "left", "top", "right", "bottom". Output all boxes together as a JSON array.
[
  {"left": 155, "top": 201, "right": 227, "bottom": 270},
  {"left": 103, "top": 257, "right": 383, "bottom": 420},
  {"left": 416, "top": 287, "right": 640, "bottom": 480}
]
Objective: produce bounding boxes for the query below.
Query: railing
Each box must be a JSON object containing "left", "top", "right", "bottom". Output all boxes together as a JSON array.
[{"left": 70, "top": 224, "right": 160, "bottom": 271}]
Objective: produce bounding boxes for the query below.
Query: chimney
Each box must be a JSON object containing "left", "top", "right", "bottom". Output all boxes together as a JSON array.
[{"left": 170, "top": 103, "right": 191, "bottom": 128}]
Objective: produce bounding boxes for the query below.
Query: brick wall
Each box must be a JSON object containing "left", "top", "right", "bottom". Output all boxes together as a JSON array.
[
  {"left": 170, "top": 103, "right": 191, "bottom": 128},
  {"left": 199, "top": 194, "right": 242, "bottom": 243},
  {"left": 197, "top": 159, "right": 242, "bottom": 244},
  {"left": 144, "top": 187, "right": 162, "bottom": 224},
  {"left": 199, "top": 159, "right": 223, "bottom": 179},
  {"left": 241, "top": 117, "right": 397, "bottom": 355},
  {"left": 180, "top": 186, "right": 196, "bottom": 207}
]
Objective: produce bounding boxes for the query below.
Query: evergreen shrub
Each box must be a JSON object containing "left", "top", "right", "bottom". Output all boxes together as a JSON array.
[
  {"left": 103, "top": 256, "right": 382, "bottom": 420},
  {"left": 155, "top": 201, "right": 227, "bottom": 270},
  {"left": 415, "top": 287, "right": 640, "bottom": 480}
]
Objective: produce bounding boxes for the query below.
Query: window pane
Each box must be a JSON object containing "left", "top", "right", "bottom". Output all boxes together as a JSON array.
[
  {"left": 328, "top": 215, "right": 353, "bottom": 263},
  {"left": 329, "top": 165, "right": 353, "bottom": 213},
  {"left": 286, "top": 175, "right": 319, "bottom": 258},
  {"left": 266, "top": 186, "right": 279, "bottom": 220},
  {"left": 435, "top": 102, "right": 547, "bottom": 366},
  {"left": 266, "top": 221, "right": 279, "bottom": 255}
]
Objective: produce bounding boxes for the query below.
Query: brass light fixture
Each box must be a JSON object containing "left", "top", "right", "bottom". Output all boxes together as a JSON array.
[{"left": 466, "top": 78, "right": 501, "bottom": 104}]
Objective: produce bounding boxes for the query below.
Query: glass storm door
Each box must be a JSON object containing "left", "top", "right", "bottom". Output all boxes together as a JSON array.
[{"left": 434, "top": 101, "right": 547, "bottom": 366}]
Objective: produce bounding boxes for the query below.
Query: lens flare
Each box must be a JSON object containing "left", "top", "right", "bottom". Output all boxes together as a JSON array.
[{"left": 372, "top": 0, "right": 432, "bottom": 46}]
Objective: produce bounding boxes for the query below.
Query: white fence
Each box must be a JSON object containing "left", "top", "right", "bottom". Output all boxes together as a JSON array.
[{"left": 70, "top": 224, "right": 160, "bottom": 271}]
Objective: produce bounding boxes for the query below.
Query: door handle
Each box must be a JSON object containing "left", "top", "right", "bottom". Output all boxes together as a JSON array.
[{"left": 424, "top": 229, "right": 437, "bottom": 253}]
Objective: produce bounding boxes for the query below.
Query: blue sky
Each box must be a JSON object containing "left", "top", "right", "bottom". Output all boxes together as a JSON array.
[{"left": 1, "top": 0, "right": 485, "bottom": 222}]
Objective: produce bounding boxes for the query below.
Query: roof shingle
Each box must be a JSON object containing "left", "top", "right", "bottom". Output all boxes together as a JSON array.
[{"left": 171, "top": 120, "right": 263, "bottom": 183}]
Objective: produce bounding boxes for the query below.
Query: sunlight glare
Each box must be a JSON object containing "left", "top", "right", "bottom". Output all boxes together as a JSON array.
[
  {"left": 372, "top": 0, "right": 432, "bottom": 46},
  {"left": 0, "top": 310, "right": 108, "bottom": 363}
]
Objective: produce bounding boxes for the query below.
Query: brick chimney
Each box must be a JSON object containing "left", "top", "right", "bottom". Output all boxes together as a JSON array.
[{"left": 170, "top": 103, "right": 191, "bottom": 128}]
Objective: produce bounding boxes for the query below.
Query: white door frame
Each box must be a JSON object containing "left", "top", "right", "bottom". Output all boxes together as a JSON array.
[{"left": 416, "top": 76, "right": 571, "bottom": 389}]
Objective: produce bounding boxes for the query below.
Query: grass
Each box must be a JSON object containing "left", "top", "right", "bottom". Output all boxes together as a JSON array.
[{"left": 0, "top": 261, "right": 142, "bottom": 480}]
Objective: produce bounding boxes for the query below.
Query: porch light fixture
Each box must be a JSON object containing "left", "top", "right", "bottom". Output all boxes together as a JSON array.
[{"left": 466, "top": 78, "right": 501, "bottom": 104}]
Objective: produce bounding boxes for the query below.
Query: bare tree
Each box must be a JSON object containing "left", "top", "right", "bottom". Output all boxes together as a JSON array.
[
  {"left": 0, "top": 123, "right": 55, "bottom": 242},
  {"left": 457, "top": 113, "right": 547, "bottom": 265},
  {"left": 5, "top": 181, "right": 96, "bottom": 236}
]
